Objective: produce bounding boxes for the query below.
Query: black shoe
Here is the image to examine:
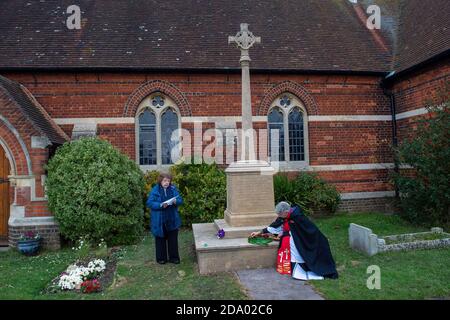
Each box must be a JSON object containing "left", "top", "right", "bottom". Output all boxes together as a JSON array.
[
  {"left": 169, "top": 259, "right": 180, "bottom": 264},
  {"left": 157, "top": 260, "right": 167, "bottom": 264}
]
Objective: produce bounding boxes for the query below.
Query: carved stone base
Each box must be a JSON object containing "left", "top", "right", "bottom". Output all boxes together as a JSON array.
[
  {"left": 224, "top": 209, "right": 276, "bottom": 228},
  {"left": 224, "top": 160, "right": 277, "bottom": 227}
]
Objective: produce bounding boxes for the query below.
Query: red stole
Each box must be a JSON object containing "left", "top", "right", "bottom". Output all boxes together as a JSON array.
[{"left": 276, "top": 211, "right": 292, "bottom": 275}]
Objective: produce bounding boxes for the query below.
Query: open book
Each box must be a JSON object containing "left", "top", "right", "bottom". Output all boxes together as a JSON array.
[{"left": 161, "top": 195, "right": 179, "bottom": 207}]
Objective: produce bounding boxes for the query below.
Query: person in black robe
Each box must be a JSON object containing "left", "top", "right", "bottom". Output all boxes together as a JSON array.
[{"left": 251, "top": 202, "right": 338, "bottom": 280}]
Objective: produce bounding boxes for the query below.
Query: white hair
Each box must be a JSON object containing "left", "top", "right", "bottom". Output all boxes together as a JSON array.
[{"left": 275, "top": 201, "right": 291, "bottom": 215}]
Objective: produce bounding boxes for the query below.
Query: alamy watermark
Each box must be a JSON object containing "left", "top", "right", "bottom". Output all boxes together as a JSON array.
[
  {"left": 66, "top": 5, "right": 81, "bottom": 30},
  {"left": 65, "top": 2, "right": 381, "bottom": 31},
  {"left": 366, "top": 265, "right": 381, "bottom": 290},
  {"left": 161, "top": 126, "right": 283, "bottom": 173},
  {"left": 349, "top": 0, "right": 381, "bottom": 30}
]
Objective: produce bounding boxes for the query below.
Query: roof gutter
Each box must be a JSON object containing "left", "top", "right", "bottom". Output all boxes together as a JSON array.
[
  {"left": 383, "top": 49, "right": 450, "bottom": 85},
  {"left": 0, "top": 66, "right": 388, "bottom": 76}
]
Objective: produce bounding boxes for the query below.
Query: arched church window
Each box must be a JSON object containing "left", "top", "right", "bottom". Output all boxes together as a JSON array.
[
  {"left": 267, "top": 94, "right": 308, "bottom": 165},
  {"left": 136, "top": 93, "right": 181, "bottom": 167}
]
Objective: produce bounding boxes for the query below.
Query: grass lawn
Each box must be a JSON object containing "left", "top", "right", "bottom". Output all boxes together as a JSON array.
[
  {"left": 310, "top": 213, "right": 450, "bottom": 300},
  {"left": 0, "top": 212, "right": 448, "bottom": 300},
  {"left": 0, "top": 230, "right": 247, "bottom": 300}
]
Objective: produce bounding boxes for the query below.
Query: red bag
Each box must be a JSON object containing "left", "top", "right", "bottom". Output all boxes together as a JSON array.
[{"left": 276, "top": 212, "right": 292, "bottom": 275}]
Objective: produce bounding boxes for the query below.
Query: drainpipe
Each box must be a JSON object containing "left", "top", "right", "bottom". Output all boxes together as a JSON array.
[{"left": 381, "top": 73, "right": 399, "bottom": 198}]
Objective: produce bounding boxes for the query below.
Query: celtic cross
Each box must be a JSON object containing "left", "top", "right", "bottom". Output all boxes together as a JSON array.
[
  {"left": 228, "top": 23, "right": 261, "bottom": 161},
  {"left": 228, "top": 23, "right": 261, "bottom": 63}
]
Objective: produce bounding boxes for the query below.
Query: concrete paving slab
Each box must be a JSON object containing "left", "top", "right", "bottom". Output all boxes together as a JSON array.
[{"left": 236, "top": 268, "right": 325, "bottom": 300}]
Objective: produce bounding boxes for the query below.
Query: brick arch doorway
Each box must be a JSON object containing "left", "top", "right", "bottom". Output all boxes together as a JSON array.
[{"left": 0, "top": 146, "right": 10, "bottom": 246}]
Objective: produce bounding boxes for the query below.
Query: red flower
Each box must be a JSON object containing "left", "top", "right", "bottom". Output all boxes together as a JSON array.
[{"left": 80, "top": 279, "right": 101, "bottom": 293}]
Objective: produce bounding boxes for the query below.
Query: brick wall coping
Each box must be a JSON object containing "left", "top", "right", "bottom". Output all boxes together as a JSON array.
[{"left": 9, "top": 216, "right": 57, "bottom": 227}]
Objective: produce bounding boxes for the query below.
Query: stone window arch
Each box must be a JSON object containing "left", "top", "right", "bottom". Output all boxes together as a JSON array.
[
  {"left": 267, "top": 93, "right": 309, "bottom": 168},
  {"left": 135, "top": 93, "right": 181, "bottom": 170}
]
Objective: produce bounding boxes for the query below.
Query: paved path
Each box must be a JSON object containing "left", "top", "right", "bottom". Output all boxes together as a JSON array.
[{"left": 236, "top": 268, "right": 325, "bottom": 300}]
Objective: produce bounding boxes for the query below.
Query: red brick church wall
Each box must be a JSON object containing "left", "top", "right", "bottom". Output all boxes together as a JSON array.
[
  {"left": 4, "top": 72, "right": 397, "bottom": 212},
  {"left": 392, "top": 57, "right": 450, "bottom": 143},
  {"left": 0, "top": 89, "right": 60, "bottom": 248},
  {"left": 391, "top": 57, "right": 450, "bottom": 180},
  {"left": 0, "top": 90, "right": 49, "bottom": 214}
]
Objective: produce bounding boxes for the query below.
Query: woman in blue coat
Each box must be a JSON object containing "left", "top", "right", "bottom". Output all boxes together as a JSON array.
[{"left": 146, "top": 173, "right": 183, "bottom": 264}]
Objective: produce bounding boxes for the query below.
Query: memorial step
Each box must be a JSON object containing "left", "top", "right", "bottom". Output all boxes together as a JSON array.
[
  {"left": 192, "top": 223, "right": 277, "bottom": 274},
  {"left": 213, "top": 219, "right": 266, "bottom": 239}
]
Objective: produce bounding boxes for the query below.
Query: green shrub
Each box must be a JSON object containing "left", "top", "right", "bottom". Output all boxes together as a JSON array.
[
  {"left": 143, "top": 170, "right": 160, "bottom": 228},
  {"left": 143, "top": 162, "right": 227, "bottom": 226},
  {"left": 45, "top": 137, "right": 145, "bottom": 245},
  {"left": 274, "top": 172, "right": 340, "bottom": 214},
  {"left": 170, "top": 162, "right": 227, "bottom": 225},
  {"left": 273, "top": 174, "right": 308, "bottom": 209},
  {"left": 392, "top": 96, "right": 450, "bottom": 228}
]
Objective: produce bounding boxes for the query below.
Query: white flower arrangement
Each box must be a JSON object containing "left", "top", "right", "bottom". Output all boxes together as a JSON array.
[
  {"left": 58, "top": 273, "right": 83, "bottom": 290},
  {"left": 88, "top": 259, "right": 106, "bottom": 273},
  {"left": 57, "top": 259, "right": 107, "bottom": 290}
]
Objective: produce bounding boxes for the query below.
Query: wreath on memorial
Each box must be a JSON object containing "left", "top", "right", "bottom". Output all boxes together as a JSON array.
[{"left": 247, "top": 233, "right": 280, "bottom": 246}]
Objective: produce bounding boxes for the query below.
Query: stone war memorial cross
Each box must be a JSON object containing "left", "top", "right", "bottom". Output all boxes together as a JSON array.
[
  {"left": 192, "top": 23, "right": 278, "bottom": 275},
  {"left": 224, "top": 23, "right": 276, "bottom": 228},
  {"left": 228, "top": 23, "right": 261, "bottom": 161}
]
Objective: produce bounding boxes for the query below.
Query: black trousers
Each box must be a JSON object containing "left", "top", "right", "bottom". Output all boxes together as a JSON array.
[{"left": 155, "top": 224, "right": 179, "bottom": 262}]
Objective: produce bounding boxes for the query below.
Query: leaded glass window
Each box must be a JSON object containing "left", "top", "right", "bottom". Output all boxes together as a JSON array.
[
  {"left": 139, "top": 109, "right": 156, "bottom": 165},
  {"left": 161, "top": 108, "right": 179, "bottom": 164},
  {"left": 288, "top": 107, "right": 304, "bottom": 161},
  {"left": 267, "top": 94, "right": 308, "bottom": 164},
  {"left": 137, "top": 93, "right": 180, "bottom": 167},
  {"left": 268, "top": 107, "right": 285, "bottom": 162}
]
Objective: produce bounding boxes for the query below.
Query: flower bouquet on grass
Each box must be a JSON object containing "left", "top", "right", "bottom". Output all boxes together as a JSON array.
[{"left": 57, "top": 259, "right": 107, "bottom": 292}]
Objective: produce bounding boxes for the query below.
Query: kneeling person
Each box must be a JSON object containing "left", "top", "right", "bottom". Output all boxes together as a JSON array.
[{"left": 251, "top": 202, "right": 338, "bottom": 280}]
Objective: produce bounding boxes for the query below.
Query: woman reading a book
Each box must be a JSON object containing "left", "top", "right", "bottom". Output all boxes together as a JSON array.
[{"left": 146, "top": 173, "right": 184, "bottom": 264}]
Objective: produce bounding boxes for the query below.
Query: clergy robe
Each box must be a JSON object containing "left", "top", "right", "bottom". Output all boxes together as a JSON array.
[{"left": 263, "top": 205, "right": 338, "bottom": 279}]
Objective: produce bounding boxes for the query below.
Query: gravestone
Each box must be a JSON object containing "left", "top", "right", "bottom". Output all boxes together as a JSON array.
[{"left": 348, "top": 223, "right": 379, "bottom": 256}]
